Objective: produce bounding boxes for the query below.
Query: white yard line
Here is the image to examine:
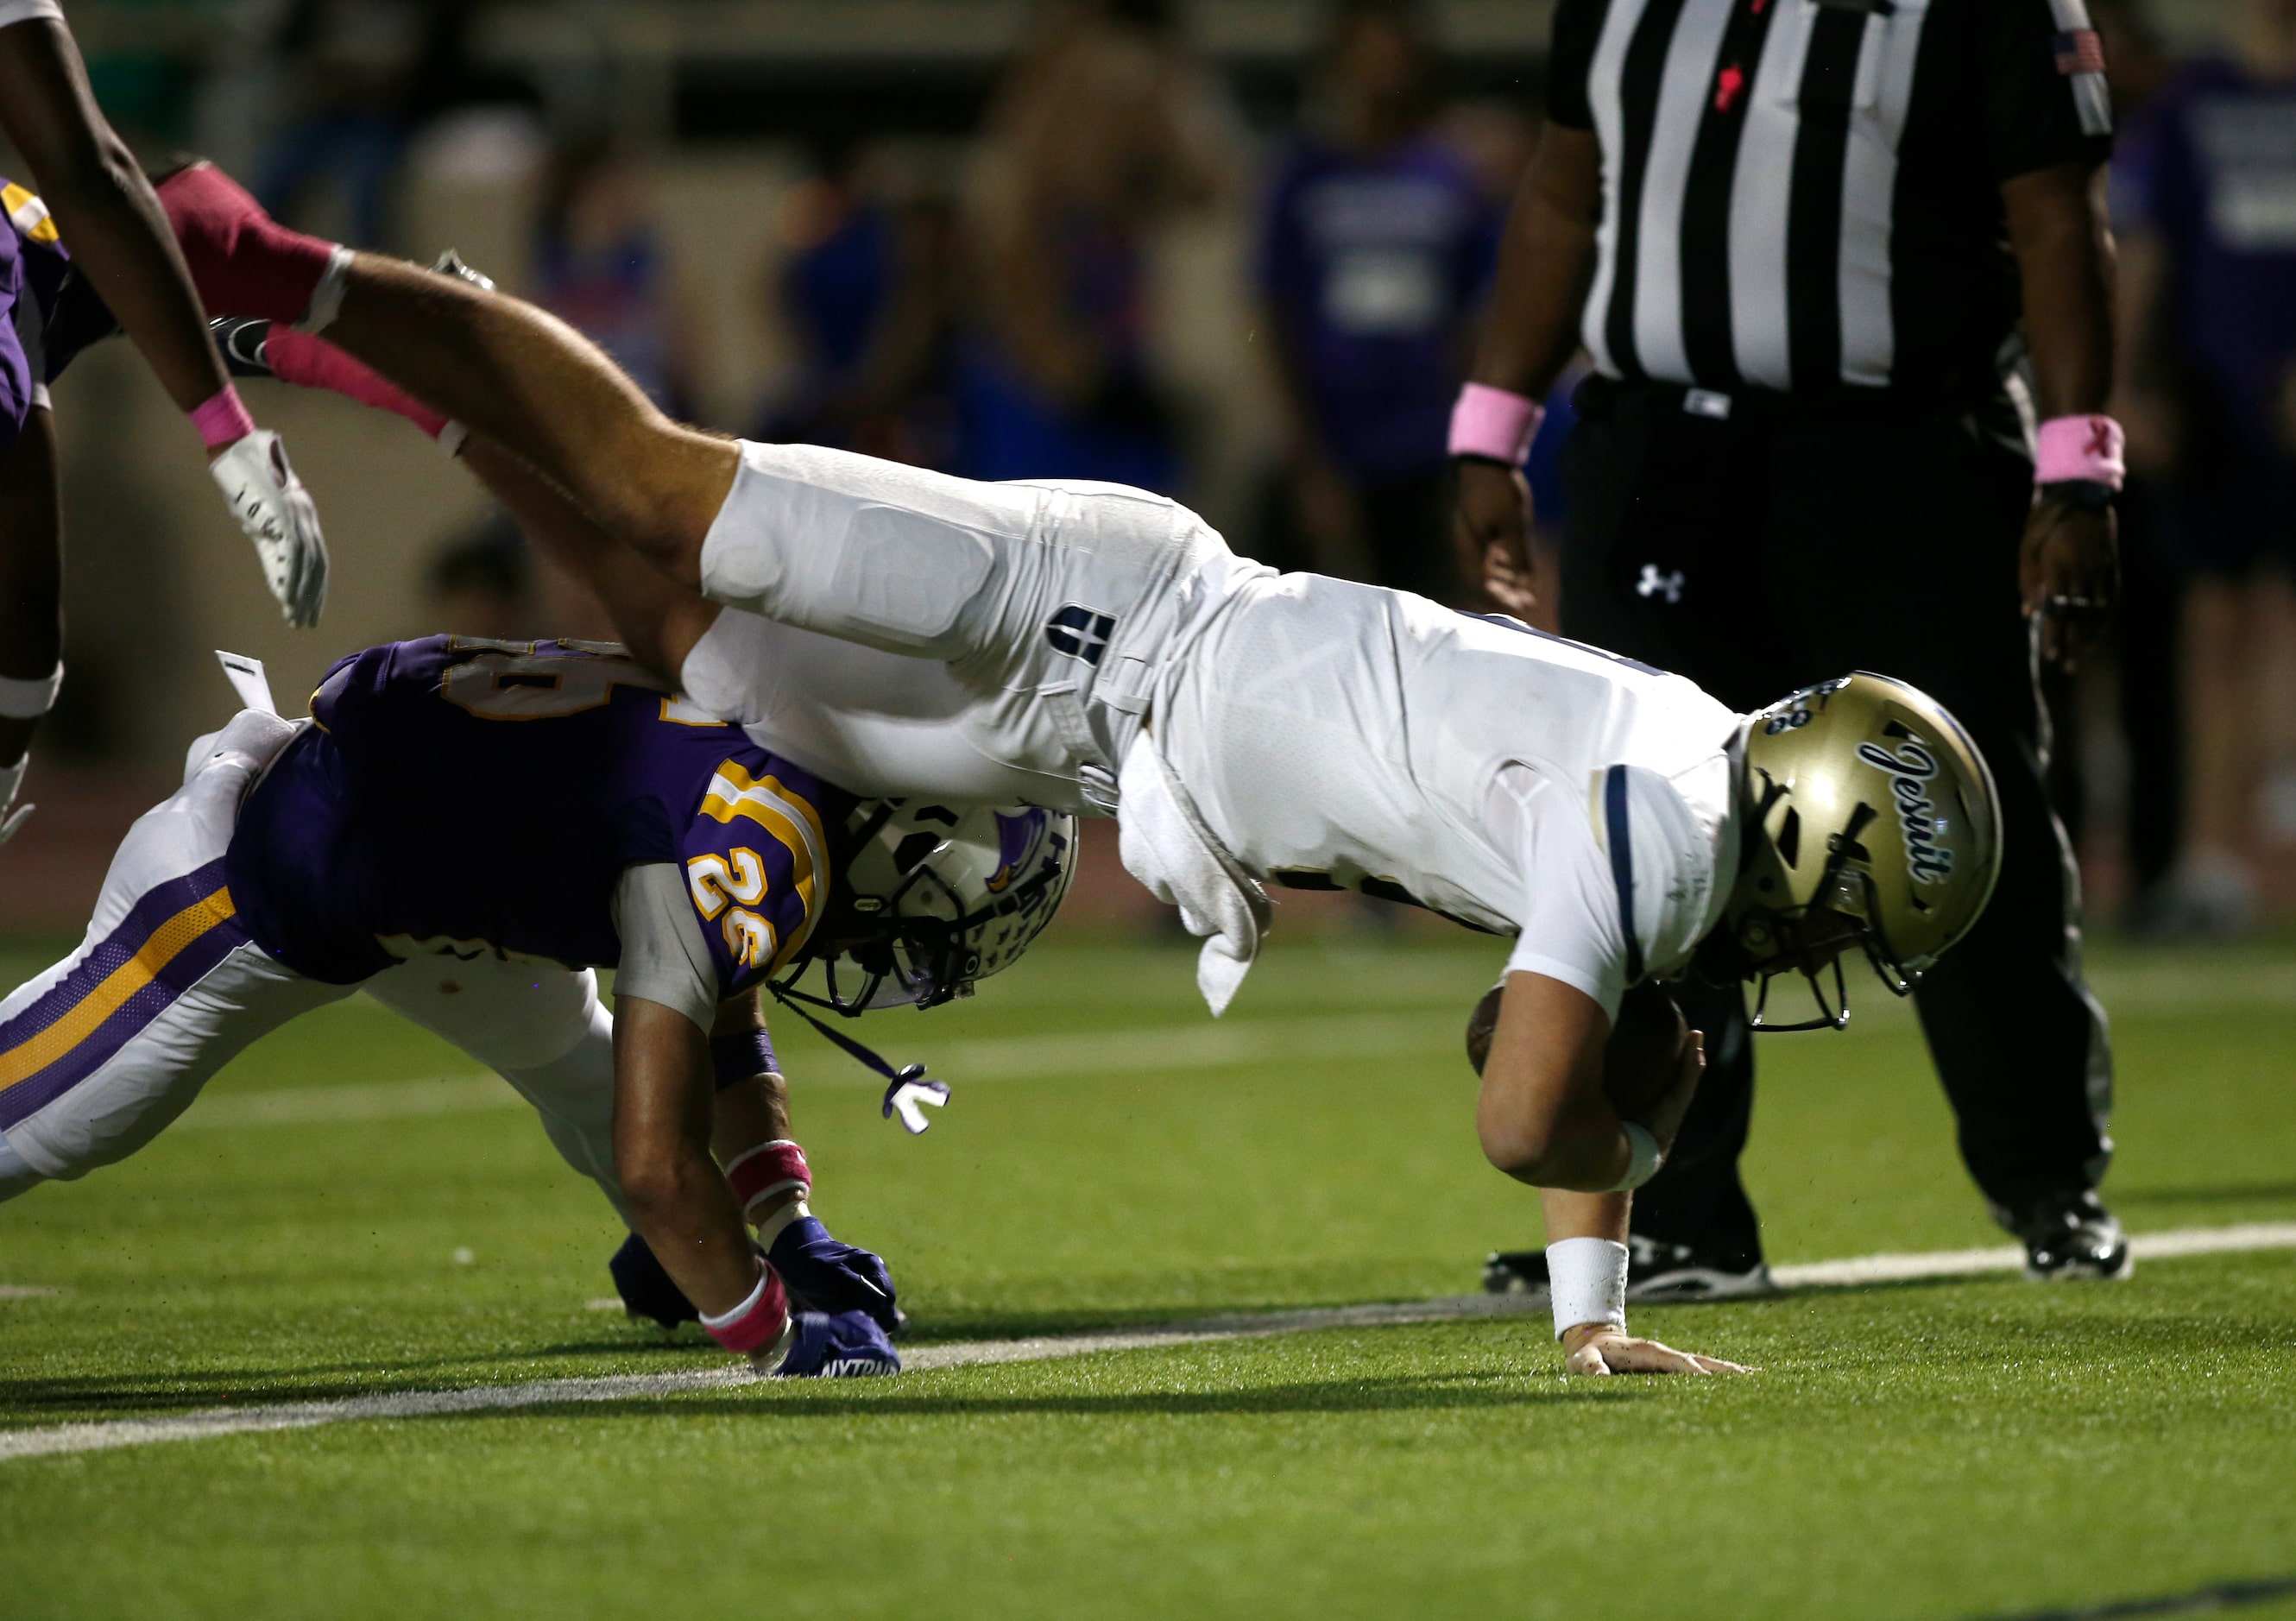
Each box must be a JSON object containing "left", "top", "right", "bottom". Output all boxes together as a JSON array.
[{"left": 6, "top": 1221, "right": 2294, "bottom": 1464}]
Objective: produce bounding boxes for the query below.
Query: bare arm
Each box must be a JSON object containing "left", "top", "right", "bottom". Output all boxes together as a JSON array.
[
  {"left": 1467, "top": 125, "right": 1604, "bottom": 401},
  {"left": 0, "top": 19, "right": 230, "bottom": 418},
  {"left": 1474, "top": 970, "right": 1636, "bottom": 1191},
  {"left": 2004, "top": 160, "right": 2119, "bottom": 665},
  {"left": 1454, "top": 125, "right": 1602, "bottom": 614},
  {"left": 458, "top": 435, "right": 719, "bottom": 683},
  {"left": 1478, "top": 972, "right": 1744, "bottom": 1372},
  {"left": 610, "top": 994, "right": 763, "bottom": 1317}
]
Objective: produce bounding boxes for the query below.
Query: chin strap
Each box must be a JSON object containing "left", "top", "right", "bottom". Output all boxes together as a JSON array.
[{"left": 764, "top": 980, "right": 949, "bottom": 1135}]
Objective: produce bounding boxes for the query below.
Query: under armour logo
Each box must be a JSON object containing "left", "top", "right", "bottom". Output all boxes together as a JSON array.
[
  {"left": 2086, "top": 419, "right": 2113, "bottom": 457},
  {"left": 1637, "top": 565, "right": 1685, "bottom": 604},
  {"left": 1045, "top": 603, "right": 1116, "bottom": 666}
]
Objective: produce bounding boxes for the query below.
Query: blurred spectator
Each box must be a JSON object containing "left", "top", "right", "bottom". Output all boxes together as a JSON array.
[
  {"left": 2082, "top": 0, "right": 2183, "bottom": 926},
  {"left": 532, "top": 136, "right": 703, "bottom": 420},
  {"left": 1256, "top": 0, "right": 1501, "bottom": 599},
  {"left": 425, "top": 514, "right": 531, "bottom": 641},
  {"left": 2114, "top": 0, "right": 2296, "bottom": 935},
  {"left": 423, "top": 507, "right": 615, "bottom": 644},
  {"left": 959, "top": 0, "right": 1228, "bottom": 490},
  {"left": 760, "top": 141, "right": 964, "bottom": 470},
  {"left": 255, "top": 0, "right": 475, "bottom": 248}
]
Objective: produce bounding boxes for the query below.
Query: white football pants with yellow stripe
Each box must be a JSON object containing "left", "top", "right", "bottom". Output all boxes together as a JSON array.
[{"left": 0, "top": 710, "right": 623, "bottom": 1212}]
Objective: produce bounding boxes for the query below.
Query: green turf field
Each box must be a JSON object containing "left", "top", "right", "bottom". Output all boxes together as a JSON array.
[{"left": 3, "top": 926, "right": 2293, "bottom": 1619}]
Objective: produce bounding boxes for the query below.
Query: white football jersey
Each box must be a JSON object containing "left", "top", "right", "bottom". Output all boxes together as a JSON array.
[{"left": 1155, "top": 572, "right": 1744, "bottom": 1017}]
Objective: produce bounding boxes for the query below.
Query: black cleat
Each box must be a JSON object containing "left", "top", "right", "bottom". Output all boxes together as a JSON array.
[
  {"left": 608, "top": 1233, "right": 700, "bottom": 1329},
  {"left": 1483, "top": 1235, "right": 1777, "bottom": 1302},
  {"left": 210, "top": 316, "right": 275, "bottom": 379},
  {"left": 2013, "top": 1191, "right": 2132, "bottom": 1281}
]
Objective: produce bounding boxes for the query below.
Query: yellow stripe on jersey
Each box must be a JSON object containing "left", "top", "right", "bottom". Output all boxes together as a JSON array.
[
  {"left": 0, "top": 885, "right": 237, "bottom": 1092},
  {"left": 698, "top": 762, "right": 829, "bottom": 969},
  {"left": 1, "top": 183, "right": 59, "bottom": 245}
]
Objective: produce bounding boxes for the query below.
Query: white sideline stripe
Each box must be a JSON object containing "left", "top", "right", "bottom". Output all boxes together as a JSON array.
[
  {"left": 1771, "top": 1222, "right": 2296, "bottom": 1288},
  {"left": 180, "top": 1013, "right": 1454, "bottom": 1132},
  {"left": 0, "top": 1285, "right": 61, "bottom": 1300},
  {"left": 8, "top": 1222, "right": 2295, "bottom": 1464}
]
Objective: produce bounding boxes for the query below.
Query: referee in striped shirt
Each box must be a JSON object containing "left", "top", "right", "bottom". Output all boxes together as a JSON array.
[{"left": 1459, "top": 0, "right": 2129, "bottom": 1297}]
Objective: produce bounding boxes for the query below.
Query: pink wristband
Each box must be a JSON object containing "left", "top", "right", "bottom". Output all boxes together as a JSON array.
[
  {"left": 189, "top": 386, "right": 256, "bottom": 451},
  {"left": 699, "top": 1262, "right": 792, "bottom": 1355},
  {"left": 2034, "top": 414, "right": 2125, "bottom": 489},
  {"left": 724, "top": 1139, "right": 811, "bottom": 1221},
  {"left": 1449, "top": 383, "right": 1546, "bottom": 464}
]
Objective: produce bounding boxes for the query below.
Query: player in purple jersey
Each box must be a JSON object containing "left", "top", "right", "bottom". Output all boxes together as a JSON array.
[
  {"left": 0, "top": 637, "right": 1076, "bottom": 1376},
  {"left": 0, "top": 5, "right": 332, "bottom": 849}
]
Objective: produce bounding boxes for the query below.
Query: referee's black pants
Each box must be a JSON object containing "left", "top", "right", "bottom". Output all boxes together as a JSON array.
[{"left": 1558, "top": 379, "right": 2114, "bottom": 1263}]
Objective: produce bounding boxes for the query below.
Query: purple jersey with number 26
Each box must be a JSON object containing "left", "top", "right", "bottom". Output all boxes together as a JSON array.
[{"left": 226, "top": 636, "right": 855, "bottom": 993}]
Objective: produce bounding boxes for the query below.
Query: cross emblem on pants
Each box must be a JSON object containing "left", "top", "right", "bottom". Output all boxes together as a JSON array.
[{"left": 1637, "top": 565, "right": 1685, "bottom": 604}]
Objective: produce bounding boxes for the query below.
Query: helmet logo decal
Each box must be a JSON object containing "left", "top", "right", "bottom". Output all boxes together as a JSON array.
[
  {"left": 1857, "top": 739, "right": 1954, "bottom": 884},
  {"left": 1045, "top": 604, "right": 1117, "bottom": 666},
  {"left": 986, "top": 810, "right": 1047, "bottom": 893}
]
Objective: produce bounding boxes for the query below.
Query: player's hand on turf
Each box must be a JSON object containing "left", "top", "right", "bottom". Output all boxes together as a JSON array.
[
  {"left": 1453, "top": 457, "right": 1539, "bottom": 619},
  {"left": 2020, "top": 497, "right": 2116, "bottom": 669},
  {"left": 760, "top": 1308, "right": 902, "bottom": 1378},
  {"left": 1561, "top": 1323, "right": 1751, "bottom": 1376},
  {"left": 210, "top": 429, "right": 328, "bottom": 628},
  {"left": 766, "top": 1216, "right": 900, "bottom": 1335}
]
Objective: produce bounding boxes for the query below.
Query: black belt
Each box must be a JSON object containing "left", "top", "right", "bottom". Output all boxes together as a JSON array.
[{"left": 1574, "top": 372, "right": 2003, "bottom": 430}]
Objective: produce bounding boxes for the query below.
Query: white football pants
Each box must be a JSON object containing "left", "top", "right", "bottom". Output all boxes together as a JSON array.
[
  {"left": 680, "top": 440, "right": 1256, "bottom": 814},
  {"left": 0, "top": 711, "right": 624, "bottom": 1214}
]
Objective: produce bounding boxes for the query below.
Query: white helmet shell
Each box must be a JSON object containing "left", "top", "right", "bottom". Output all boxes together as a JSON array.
[{"left": 791, "top": 800, "right": 1077, "bottom": 1012}]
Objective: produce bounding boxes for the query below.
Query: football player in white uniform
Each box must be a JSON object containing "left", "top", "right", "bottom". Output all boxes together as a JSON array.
[{"left": 167, "top": 196, "right": 2005, "bottom": 1375}]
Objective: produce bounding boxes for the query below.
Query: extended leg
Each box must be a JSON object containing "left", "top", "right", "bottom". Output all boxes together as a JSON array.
[
  {"left": 0, "top": 712, "right": 346, "bottom": 1197},
  {"left": 0, "top": 405, "right": 60, "bottom": 778},
  {"left": 156, "top": 161, "right": 731, "bottom": 578},
  {"left": 362, "top": 956, "right": 628, "bottom": 1219}
]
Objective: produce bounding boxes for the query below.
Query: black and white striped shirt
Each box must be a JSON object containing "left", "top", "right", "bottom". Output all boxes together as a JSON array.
[{"left": 1550, "top": 0, "right": 2114, "bottom": 401}]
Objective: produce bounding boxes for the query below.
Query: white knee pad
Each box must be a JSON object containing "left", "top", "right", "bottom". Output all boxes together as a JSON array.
[{"left": 697, "top": 442, "right": 1020, "bottom": 657}]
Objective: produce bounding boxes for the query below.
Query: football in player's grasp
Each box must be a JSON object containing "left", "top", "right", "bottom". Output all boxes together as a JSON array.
[
  {"left": 1603, "top": 983, "right": 1691, "bottom": 1122},
  {"left": 1465, "top": 981, "right": 1692, "bottom": 1126}
]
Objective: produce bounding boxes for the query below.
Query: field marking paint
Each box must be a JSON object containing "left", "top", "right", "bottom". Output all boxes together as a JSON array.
[
  {"left": 180, "top": 1012, "right": 1456, "bottom": 1132},
  {"left": 0, "top": 1285, "right": 60, "bottom": 1300},
  {"left": 7, "top": 1221, "right": 2294, "bottom": 1464},
  {"left": 1773, "top": 1222, "right": 2296, "bottom": 1288}
]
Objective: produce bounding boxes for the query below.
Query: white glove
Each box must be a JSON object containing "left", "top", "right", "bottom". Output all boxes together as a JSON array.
[
  {"left": 209, "top": 430, "right": 328, "bottom": 628},
  {"left": 0, "top": 755, "right": 30, "bottom": 845}
]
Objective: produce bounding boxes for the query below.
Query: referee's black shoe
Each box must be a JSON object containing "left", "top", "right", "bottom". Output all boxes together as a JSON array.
[
  {"left": 2012, "top": 1191, "right": 2132, "bottom": 1281},
  {"left": 1482, "top": 1236, "right": 1776, "bottom": 1302}
]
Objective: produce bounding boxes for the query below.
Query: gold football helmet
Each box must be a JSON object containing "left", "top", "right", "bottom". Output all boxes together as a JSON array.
[{"left": 1720, "top": 672, "right": 2003, "bottom": 1030}]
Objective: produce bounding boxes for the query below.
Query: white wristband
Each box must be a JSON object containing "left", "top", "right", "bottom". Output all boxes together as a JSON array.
[
  {"left": 0, "top": 662, "right": 62, "bottom": 719},
  {"left": 1548, "top": 1236, "right": 1629, "bottom": 1340},
  {"left": 1604, "top": 1122, "right": 1662, "bottom": 1193}
]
